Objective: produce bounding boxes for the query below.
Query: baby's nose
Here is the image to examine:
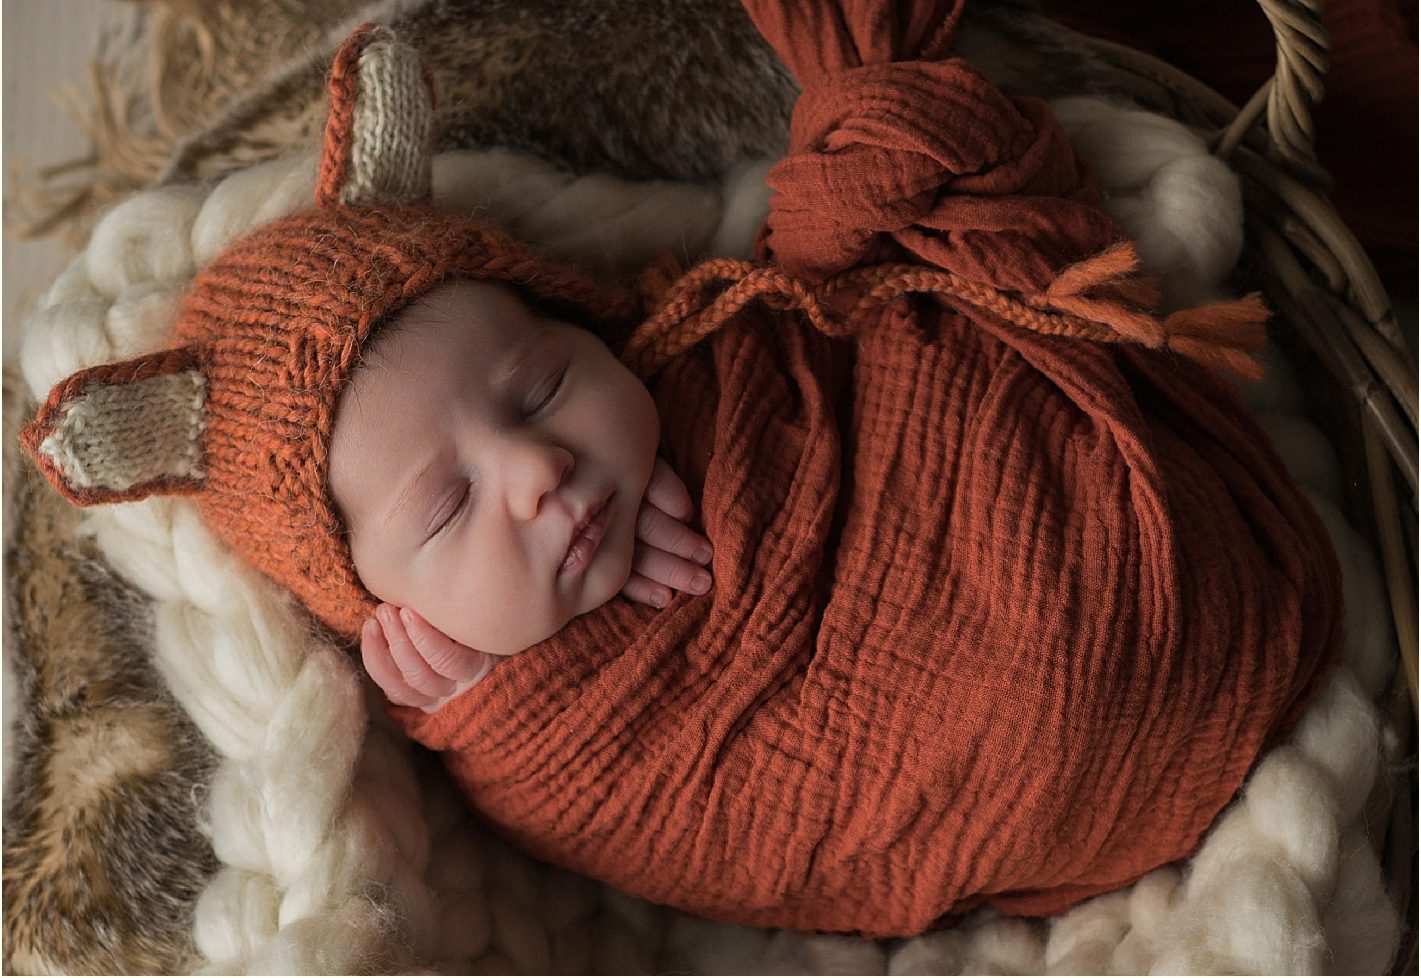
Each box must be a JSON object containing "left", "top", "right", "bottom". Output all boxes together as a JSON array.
[{"left": 505, "top": 439, "right": 573, "bottom": 520}]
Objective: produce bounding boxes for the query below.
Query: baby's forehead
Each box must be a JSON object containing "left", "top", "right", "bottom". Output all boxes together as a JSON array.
[
  {"left": 396, "top": 277, "right": 529, "bottom": 327},
  {"left": 355, "top": 278, "right": 530, "bottom": 367},
  {"left": 382, "top": 277, "right": 612, "bottom": 359}
]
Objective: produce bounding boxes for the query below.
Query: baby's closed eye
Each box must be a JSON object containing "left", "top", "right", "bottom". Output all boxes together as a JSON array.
[
  {"left": 427, "top": 481, "right": 472, "bottom": 539},
  {"left": 522, "top": 362, "right": 569, "bottom": 419}
]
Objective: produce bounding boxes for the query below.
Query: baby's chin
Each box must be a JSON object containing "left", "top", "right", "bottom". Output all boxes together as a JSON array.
[
  {"left": 454, "top": 591, "right": 611, "bottom": 653},
  {"left": 430, "top": 511, "right": 639, "bottom": 655}
]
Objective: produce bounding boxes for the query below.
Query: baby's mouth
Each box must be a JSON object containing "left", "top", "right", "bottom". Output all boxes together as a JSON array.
[{"left": 559, "top": 494, "right": 614, "bottom": 576}]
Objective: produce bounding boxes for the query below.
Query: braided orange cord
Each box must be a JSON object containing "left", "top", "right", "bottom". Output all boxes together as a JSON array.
[
  {"left": 624, "top": 244, "right": 1269, "bottom": 382},
  {"left": 624, "top": 260, "right": 848, "bottom": 376},
  {"left": 834, "top": 266, "right": 1116, "bottom": 344}
]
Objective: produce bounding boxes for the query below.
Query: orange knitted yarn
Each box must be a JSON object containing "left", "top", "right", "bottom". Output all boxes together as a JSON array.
[{"left": 169, "top": 204, "right": 638, "bottom": 638}]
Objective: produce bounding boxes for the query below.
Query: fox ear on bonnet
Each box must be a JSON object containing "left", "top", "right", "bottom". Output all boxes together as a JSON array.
[
  {"left": 18, "top": 22, "right": 634, "bottom": 641},
  {"left": 19, "top": 23, "right": 435, "bottom": 508}
]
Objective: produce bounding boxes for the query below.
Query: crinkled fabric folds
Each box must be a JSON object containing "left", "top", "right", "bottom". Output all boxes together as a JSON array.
[
  {"left": 396, "top": 307, "right": 1340, "bottom": 937},
  {"left": 394, "top": 0, "right": 1341, "bottom": 939}
]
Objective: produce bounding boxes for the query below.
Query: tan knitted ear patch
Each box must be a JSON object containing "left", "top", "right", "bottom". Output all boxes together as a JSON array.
[
  {"left": 317, "top": 25, "right": 435, "bottom": 207},
  {"left": 20, "top": 348, "right": 207, "bottom": 505}
]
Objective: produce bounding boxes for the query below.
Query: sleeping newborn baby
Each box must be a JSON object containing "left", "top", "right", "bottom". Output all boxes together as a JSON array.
[
  {"left": 22, "top": 10, "right": 1344, "bottom": 940},
  {"left": 329, "top": 278, "right": 707, "bottom": 708}
]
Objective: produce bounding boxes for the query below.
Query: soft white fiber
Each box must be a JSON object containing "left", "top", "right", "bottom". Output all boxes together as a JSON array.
[
  {"left": 1051, "top": 96, "right": 1244, "bottom": 309},
  {"left": 710, "top": 159, "right": 777, "bottom": 259},
  {"left": 1301, "top": 486, "right": 1398, "bottom": 696},
  {"left": 1045, "top": 893, "right": 1132, "bottom": 973},
  {"left": 17, "top": 95, "right": 1402, "bottom": 973},
  {"left": 190, "top": 155, "right": 319, "bottom": 266},
  {"left": 1293, "top": 672, "right": 1385, "bottom": 818},
  {"left": 431, "top": 148, "right": 725, "bottom": 279},
  {"left": 1324, "top": 825, "right": 1406, "bottom": 974},
  {"left": 22, "top": 293, "right": 118, "bottom": 401},
  {"left": 84, "top": 186, "right": 206, "bottom": 296},
  {"left": 1244, "top": 747, "right": 1343, "bottom": 896},
  {"left": 1256, "top": 412, "right": 1346, "bottom": 501},
  {"left": 105, "top": 285, "right": 185, "bottom": 359}
]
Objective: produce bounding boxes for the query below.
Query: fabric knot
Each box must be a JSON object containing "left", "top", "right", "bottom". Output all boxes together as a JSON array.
[{"left": 757, "top": 58, "right": 1122, "bottom": 291}]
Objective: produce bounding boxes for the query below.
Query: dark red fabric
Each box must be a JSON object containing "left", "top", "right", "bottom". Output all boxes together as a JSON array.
[
  {"left": 393, "top": 0, "right": 1342, "bottom": 937},
  {"left": 1043, "top": 0, "right": 1418, "bottom": 291},
  {"left": 750, "top": 0, "right": 1122, "bottom": 290}
]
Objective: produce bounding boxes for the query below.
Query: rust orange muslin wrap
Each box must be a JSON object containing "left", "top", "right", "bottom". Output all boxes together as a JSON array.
[{"left": 393, "top": 0, "right": 1341, "bottom": 936}]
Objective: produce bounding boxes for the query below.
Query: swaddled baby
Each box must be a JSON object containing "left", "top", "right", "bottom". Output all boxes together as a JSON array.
[{"left": 23, "top": 4, "right": 1342, "bottom": 939}]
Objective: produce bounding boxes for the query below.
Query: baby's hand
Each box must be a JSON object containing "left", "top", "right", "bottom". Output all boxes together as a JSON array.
[
  {"left": 622, "top": 456, "right": 714, "bottom": 608},
  {"left": 361, "top": 604, "right": 497, "bottom": 714}
]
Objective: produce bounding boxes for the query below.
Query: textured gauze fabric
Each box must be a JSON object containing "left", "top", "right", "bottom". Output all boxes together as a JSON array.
[{"left": 391, "top": 0, "right": 1342, "bottom": 937}]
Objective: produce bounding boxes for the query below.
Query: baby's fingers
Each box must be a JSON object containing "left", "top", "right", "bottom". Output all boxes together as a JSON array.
[
  {"left": 643, "top": 456, "right": 694, "bottom": 521},
  {"left": 633, "top": 540, "right": 713, "bottom": 597},
  {"left": 361, "top": 617, "right": 439, "bottom": 710},
  {"left": 622, "top": 570, "right": 672, "bottom": 609},
  {"left": 636, "top": 500, "right": 713, "bottom": 565},
  {"left": 400, "top": 608, "right": 495, "bottom": 685},
  {"left": 377, "top": 605, "right": 457, "bottom": 702}
]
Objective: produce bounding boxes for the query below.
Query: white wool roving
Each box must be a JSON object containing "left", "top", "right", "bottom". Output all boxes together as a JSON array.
[
  {"left": 17, "top": 101, "right": 1401, "bottom": 973},
  {"left": 430, "top": 148, "right": 726, "bottom": 279},
  {"left": 1051, "top": 96, "right": 1245, "bottom": 311}
]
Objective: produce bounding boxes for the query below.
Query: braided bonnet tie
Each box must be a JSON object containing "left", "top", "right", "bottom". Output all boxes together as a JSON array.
[
  {"left": 623, "top": 243, "right": 1269, "bottom": 382},
  {"left": 619, "top": 0, "right": 1271, "bottom": 386}
]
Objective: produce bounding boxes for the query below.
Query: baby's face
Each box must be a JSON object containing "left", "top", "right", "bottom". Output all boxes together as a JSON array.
[{"left": 329, "top": 279, "right": 659, "bottom": 654}]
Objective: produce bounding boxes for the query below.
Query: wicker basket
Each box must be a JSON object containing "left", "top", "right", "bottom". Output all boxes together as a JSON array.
[
  {"left": 1075, "top": 0, "right": 1418, "bottom": 971},
  {"left": 3, "top": 1, "right": 1413, "bottom": 972}
]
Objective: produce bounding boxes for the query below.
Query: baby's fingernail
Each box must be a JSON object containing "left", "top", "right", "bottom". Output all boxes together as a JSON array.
[
  {"left": 691, "top": 572, "right": 712, "bottom": 593},
  {"left": 653, "top": 592, "right": 669, "bottom": 609},
  {"left": 399, "top": 608, "right": 414, "bottom": 627},
  {"left": 693, "top": 546, "right": 712, "bottom": 564}
]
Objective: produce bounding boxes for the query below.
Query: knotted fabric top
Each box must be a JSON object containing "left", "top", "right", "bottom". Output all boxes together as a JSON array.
[{"left": 747, "top": 0, "right": 1122, "bottom": 293}]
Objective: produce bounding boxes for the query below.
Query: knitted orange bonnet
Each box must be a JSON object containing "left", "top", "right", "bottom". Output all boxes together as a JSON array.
[{"left": 20, "top": 26, "right": 638, "bottom": 639}]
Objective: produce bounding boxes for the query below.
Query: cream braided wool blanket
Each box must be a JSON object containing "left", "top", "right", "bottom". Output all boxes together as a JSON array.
[{"left": 16, "top": 100, "right": 1402, "bottom": 973}]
